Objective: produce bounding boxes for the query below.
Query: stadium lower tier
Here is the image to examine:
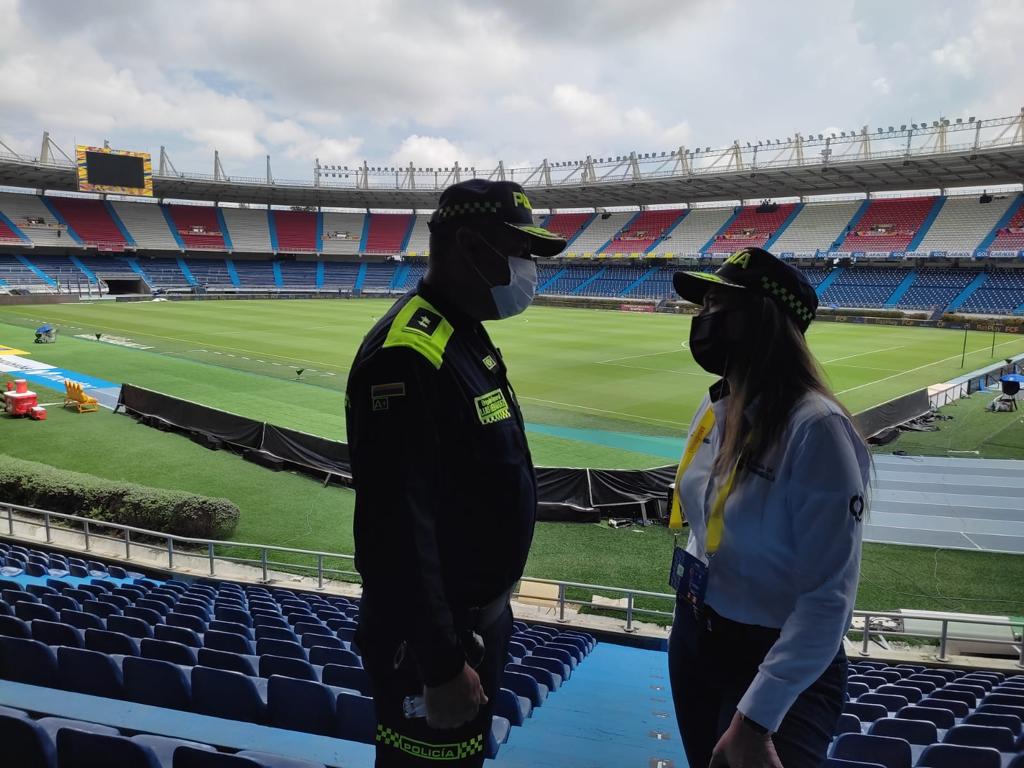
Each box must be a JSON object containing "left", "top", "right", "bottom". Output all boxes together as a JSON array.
[
  {"left": 3, "top": 253, "right": 1024, "bottom": 315},
  {"left": 0, "top": 540, "right": 597, "bottom": 767}
]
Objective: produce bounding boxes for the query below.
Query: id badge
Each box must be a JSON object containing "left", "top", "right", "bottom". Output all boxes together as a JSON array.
[{"left": 668, "top": 546, "right": 708, "bottom": 609}]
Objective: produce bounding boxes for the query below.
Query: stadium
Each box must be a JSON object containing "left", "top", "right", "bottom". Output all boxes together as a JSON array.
[{"left": 2, "top": 9, "right": 1024, "bottom": 766}]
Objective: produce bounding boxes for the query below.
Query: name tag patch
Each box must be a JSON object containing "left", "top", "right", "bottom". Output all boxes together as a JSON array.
[
  {"left": 474, "top": 388, "right": 511, "bottom": 425},
  {"left": 370, "top": 382, "right": 405, "bottom": 411}
]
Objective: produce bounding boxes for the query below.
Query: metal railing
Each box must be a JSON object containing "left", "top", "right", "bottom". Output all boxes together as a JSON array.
[{"left": 3, "top": 501, "right": 1022, "bottom": 667}]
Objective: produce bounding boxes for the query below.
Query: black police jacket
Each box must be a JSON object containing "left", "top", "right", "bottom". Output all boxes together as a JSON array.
[{"left": 345, "top": 281, "right": 536, "bottom": 686}]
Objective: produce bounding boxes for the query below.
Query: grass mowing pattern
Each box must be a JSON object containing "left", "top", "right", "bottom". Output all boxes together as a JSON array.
[{"left": 1, "top": 299, "right": 1023, "bottom": 620}]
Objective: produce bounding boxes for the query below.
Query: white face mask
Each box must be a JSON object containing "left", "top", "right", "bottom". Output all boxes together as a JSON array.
[{"left": 491, "top": 256, "right": 537, "bottom": 318}]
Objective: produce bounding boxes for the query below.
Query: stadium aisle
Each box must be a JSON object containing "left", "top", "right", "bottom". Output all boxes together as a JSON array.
[{"left": 495, "top": 643, "right": 685, "bottom": 767}]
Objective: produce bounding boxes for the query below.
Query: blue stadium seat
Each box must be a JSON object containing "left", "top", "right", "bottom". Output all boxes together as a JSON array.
[
  {"left": 897, "top": 705, "right": 955, "bottom": 730},
  {"left": 868, "top": 717, "right": 937, "bottom": 745},
  {"left": 175, "top": 604, "right": 212, "bottom": 622},
  {"left": 335, "top": 691, "right": 376, "bottom": 744},
  {"left": 32, "top": 620, "right": 84, "bottom": 648},
  {"left": 26, "top": 585, "right": 59, "bottom": 599},
  {"left": 858, "top": 693, "right": 909, "bottom": 713},
  {"left": 300, "top": 632, "right": 343, "bottom": 650},
  {"left": 62, "top": 591, "right": 95, "bottom": 607},
  {"left": 876, "top": 684, "right": 921, "bottom": 704},
  {"left": 123, "top": 656, "right": 192, "bottom": 711},
  {"left": 487, "top": 715, "right": 511, "bottom": 759},
  {"left": 204, "top": 630, "right": 253, "bottom": 655},
  {"left": 60, "top": 610, "right": 104, "bottom": 632},
  {"left": 985, "top": 691, "right": 1024, "bottom": 706},
  {"left": 41, "top": 595, "right": 80, "bottom": 614},
  {"left": 191, "top": 666, "right": 267, "bottom": 724},
  {"left": 0, "top": 636, "right": 59, "bottom": 686},
  {"left": 942, "top": 723, "right": 1016, "bottom": 751},
  {"left": 130, "top": 735, "right": 215, "bottom": 766},
  {"left": 847, "top": 682, "right": 871, "bottom": 699},
  {"left": 0, "top": 599, "right": 10, "bottom": 616},
  {"left": 134, "top": 598, "right": 169, "bottom": 617},
  {"left": 166, "top": 613, "right": 207, "bottom": 634},
  {"left": 142, "top": 593, "right": 177, "bottom": 610},
  {"left": 141, "top": 638, "right": 198, "bottom": 666},
  {"left": 517, "top": 661, "right": 561, "bottom": 691},
  {"left": 16, "top": 602, "right": 61, "bottom": 624},
  {"left": 0, "top": 711, "right": 57, "bottom": 768},
  {"left": 256, "top": 638, "right": 305, "bottom": 660},
  {"left": 255, "top": 626, "right": 297, "bottom": 643},
  {"left": 836, "top": 713, "right": 862, "bottom": 735},
  {"left": 495, "top": 686, "right": 527, "bottom": 726},
  {"left": 253, "top": 615, "right": 291, "bottom": 630},
  {"left": 916, "top": 743, "right": 1002, "bottom": 768},
  {"left": 82, "top": 600, "right": 121, "bottom": 620},
  {"left": 977, "top": 703, "right": 1024, "bottom": 720},
  {"left": 173, "top": 747, "right": 262, "bottom": 767},
  {"left": 106, "top": 566, "right": 128, "bottom": 579},
  {"left": 214, "top": 607, "right": 252, "bottom": 627},
  {"left": 964, "top": 712, "right": 1021, "bottom": 736},
  {"left": 930, "top": 688, "right": 976, "bottom": 708},
  {"left": 208, "top": 621, "right": 252, "bottom": 639},
  {"left": 155, "top": 624, "right": 202, "bottom": 648},
  {"left": 503, "top": 669, "right": 547, "bottom": 707},
  {"left": 24, "top": 562, "right": 47, "bottom": 578},
  {"left": 899, "top": 679, "right": 936, "bottom": 695},
  {"left": 84, "top": 629, "right": 139, "bottom": 657},
  {"left": 259, "top": 654, "right": 317, "bottom": 682},
  {"left": 77, "top": 585, "right": 108, "bottom": 599},
  {"left": 197, "top": 648, "right": 257, "bottom": 677},
  {"left": 95, "top": 594, "right": 130, "bottom": 611},
  {"left": 107, "top": 615, "right": 155, "bottom": 640},
  {"left": 921, "top": 696, "right": 969, "bottom": 718},
  {"left": 830, "top": 733, "right": 912, "bottom": 768},
  {"left": 823, "top": 760, "right": 886, "bottom": 768},
  {"left": 267, "top": 675, "right": 336, "bottom": 735},
  {"left": 58, "top": 646, "right": 125, "bottom": 699},
  {"left": 321, "top": 663, "right": 370, "bottom": 695},
  {"left": 56, "top": 727, "right": 161, "bottom": 768},
  {"left": 123, "top": 606, "right": 162, "bottom": 626},
  {"left": 309, "top": 646, "right": 358, "bottom": 668},
  {"left": 532, "top": 646, "right": 574, "bottom": 675},
  {"left": 0, "top": 614, "right": 32, "bottom": 639}
]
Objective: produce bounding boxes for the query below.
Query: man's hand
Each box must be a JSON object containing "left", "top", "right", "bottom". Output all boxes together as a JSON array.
[
  {"left": 709, "top": 712, "right": 783, "bottom": 768},
  {"left": 423, "top": 663, "right": 488, "bottom": 729}
]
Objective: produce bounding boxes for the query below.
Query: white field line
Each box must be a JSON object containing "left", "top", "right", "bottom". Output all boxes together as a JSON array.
[
  {"left": 835, "top": 338, "right": 1024, "bottom": 396},
  {"left": 598, "top": 362, "right": 713, "bottom": 378},
  {"left": 519, "top": 395, "right": 691, "bottom": 429},
  {"left": 821, "top": 344, "right": 907, "bottom": 365}
]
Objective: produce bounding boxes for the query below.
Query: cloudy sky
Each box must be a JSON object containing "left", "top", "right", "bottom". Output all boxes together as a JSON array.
[{"left": 1, "top": 0, "right": 1021, "bottom": 182}]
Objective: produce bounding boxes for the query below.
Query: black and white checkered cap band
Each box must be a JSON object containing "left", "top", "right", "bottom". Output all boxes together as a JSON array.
[
  {"left": 435, "top": 200, "right": 503, "bottom": 220},
  {"left": 761, "top": 275, "right": 815, "bottom": 325}
]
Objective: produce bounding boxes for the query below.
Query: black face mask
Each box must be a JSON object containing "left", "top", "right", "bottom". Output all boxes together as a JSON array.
[{"left": 689, "top": 309, "right": 745, "bottom": 375}]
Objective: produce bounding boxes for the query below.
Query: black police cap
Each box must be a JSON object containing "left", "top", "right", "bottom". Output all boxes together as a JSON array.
[
  {"left": 673, "top": 247, "right": 818, "bottom": 332},
  {"left": 428, "top": 179, "right": 567, "bottom": 257}
]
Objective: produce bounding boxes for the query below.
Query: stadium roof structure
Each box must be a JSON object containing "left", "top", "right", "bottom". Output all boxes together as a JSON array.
[{"left": 1, "top": 111, "right": 1022, "bottom": 210}]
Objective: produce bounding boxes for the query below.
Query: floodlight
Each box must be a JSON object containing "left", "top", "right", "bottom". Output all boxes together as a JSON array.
[
  {"left": 900, "top": 125, "right": 906, "bottom": 131},
  {"left": 968, "top": 116, "right": 975, "bottom": 122},
  {"left": 888, "top": 126, "right": 893, "bottom": 132}
]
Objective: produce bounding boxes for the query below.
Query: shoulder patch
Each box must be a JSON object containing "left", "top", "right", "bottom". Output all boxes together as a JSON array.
[{"left": 382, "top": 295, "right": 454, "bottom": 369}]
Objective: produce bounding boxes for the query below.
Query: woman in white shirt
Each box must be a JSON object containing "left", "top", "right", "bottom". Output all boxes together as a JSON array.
[{"left": 668, "top": 247, "right": 871, "bottom": 768}]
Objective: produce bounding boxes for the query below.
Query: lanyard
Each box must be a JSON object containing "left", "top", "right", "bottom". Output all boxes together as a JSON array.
[{"left": 669, "top": 405, "right": 744, "bottom": 556}]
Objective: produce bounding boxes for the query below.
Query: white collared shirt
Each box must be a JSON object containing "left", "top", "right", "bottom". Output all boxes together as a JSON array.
[{"left": 678, "top": 384, "right": 871, "bottom": 732}]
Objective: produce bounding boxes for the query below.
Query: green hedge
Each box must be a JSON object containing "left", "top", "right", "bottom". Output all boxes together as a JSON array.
[{"left": 0, "top": 456, "right": 239, "bottom": 539}]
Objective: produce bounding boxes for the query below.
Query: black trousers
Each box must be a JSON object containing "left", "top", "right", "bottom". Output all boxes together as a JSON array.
[
  {"left": 668, "top": 600, "right": 847, "bottom": 768},
  {"left": 358, "top": 607, "right": 513, "bottom": 768}
]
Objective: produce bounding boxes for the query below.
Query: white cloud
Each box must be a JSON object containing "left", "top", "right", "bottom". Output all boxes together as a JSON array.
[{"left": 0, "top": 0, "right": 1021, "bottom": 185}]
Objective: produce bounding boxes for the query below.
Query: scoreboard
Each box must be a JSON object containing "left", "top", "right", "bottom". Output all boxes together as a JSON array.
[{"left": 76, "top": 146, "right": 153, "bottom": 197}]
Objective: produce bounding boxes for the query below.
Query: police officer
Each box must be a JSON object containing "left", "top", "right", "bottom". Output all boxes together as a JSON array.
[
  {"left": 346, "top": 180, "right": 566, "bottom": 767},
  {"left": 666, "top": 248, "right": 871, "bottom": 768}
]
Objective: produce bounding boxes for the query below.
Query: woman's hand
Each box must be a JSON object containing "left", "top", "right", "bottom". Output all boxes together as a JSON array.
[{"left": 708, "top": 712, "right": 783, "bottom": 768}]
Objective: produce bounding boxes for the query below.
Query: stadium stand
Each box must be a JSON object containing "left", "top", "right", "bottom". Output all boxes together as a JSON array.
[
  {"left": 0, "top": 217, "right": 23, "bottom": 245},
  {"left": 320, "top": 261, "right": 360, "bottom": 290},
  {"left": 543, "top": 265, "right": 600, "bottom": 294},
  {"left": 706, "top": 202, "right": 798, "bottom": 253},
  {"left": 601, "top": 209, "right": 687, "bottom": 256},
  {"left": 566, "top": 211, "right": 633, "bottom": 256},
  {"left": 87, "top": 255, "right": 148, "bottom": 284},
  {"left": 165, "top": 205, "right": 227, "bottom": 251},
  {"left": 30, "top": 256, "right": 94, "bottom": 289},
  {"left": 279, "top": 260, "right": 318, "bottom": 288},
  {"left": 45, "top": 197, "right": 129, "bottom": 252},
  {"left": 770, "top": 200, "right": 863, "bottom": 255},
  {"left": 820, "top": 267, "right": 911, "bottom": 308},
  {"left": 219, "top": 207, "right": 271, "bottom": 254},
  {"left": 989, "top": 198, "right": 1024, "bottom": 252},
  {"left": 360, "top": 262, "right": 397, "bottom": 293},
  {"left": 232, "top": 259, "right": 277, "bottom": 288},
  {"left": 0, "top": 254, "right": 52, "bottom": 291},
  {"left": 958, "top": 270, "right": 1024, "bottom": 315},
  {"left": 661, "top": 206, "right": 734, "bottom": 256},
  {"left": 836, "top": 196, "right": 937, "bottom": 253},
  {"left": 582, "top": 264, "right": 653, "bottom": 296},
  {"left": 403, "top": 214, "right": 430, "bottom": 255},
  {"left": 0, "top": 192, "right": 70, "bottom": 247},
  {"left": 896, "top": 268, "right": 979, "bottom": 311},
  {"left": 0, "top": 544, "right": 600, "bottom": 765},
  {"left": 363, "top": 213, "right": 412, "bottom": 254},
  {"left": 111, "top": 200, "right": 181, "bottom": 251},
  {"left": 916, "top": 195, "right": 1018, "bottom": 255},
  {"left": 132, "top": 257, "right": 188, "bottom": 289},
  {"left": 320, "top": 212, "right": 364, "bottom": 256},
  {"left": 186, "top": 258, "right": 234, "bottom": 289},
  {"left": 542, "top": 212, "right": 594, "bottom": 248},
  {"left": 272, "top": 211, "right": 318, "bottom": 254}
]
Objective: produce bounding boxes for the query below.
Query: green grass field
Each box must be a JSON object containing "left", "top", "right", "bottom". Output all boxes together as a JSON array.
[{"left": 2, "top": 298, "right": 1023, "bottom": 620}]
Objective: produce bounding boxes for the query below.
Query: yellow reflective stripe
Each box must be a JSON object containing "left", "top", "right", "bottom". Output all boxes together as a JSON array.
[
  {"left": 705, "top": 453, "right": 742, "bottom": 554},
  {"left": 668, "top": 406, "right": 716, "bottom": 529},
  {"left": 381, "top": 295, "right": 454, "bottom": 369}
]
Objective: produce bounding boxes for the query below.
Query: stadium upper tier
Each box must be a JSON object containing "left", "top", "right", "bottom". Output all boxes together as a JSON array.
[
  {"left": 4, "top": 253, "right": 1024, "bottom": 315},
  {"left": 2, "top": 191, "right": 1023, "bottom": 259},
  {"left": 3, "top": 112, "right": 1024, "bottom": 208}
]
